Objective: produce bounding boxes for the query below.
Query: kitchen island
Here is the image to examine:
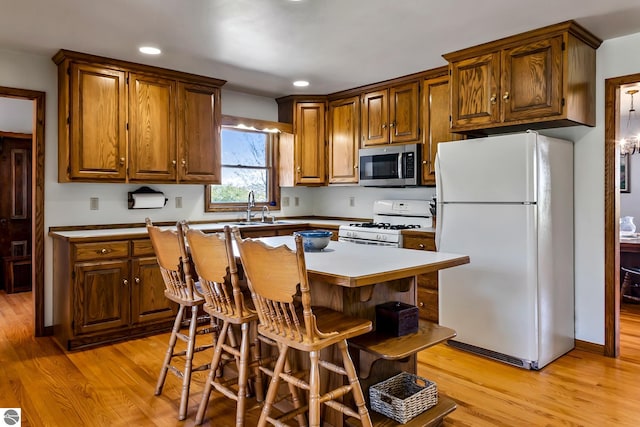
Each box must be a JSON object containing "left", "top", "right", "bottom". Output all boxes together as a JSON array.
[{"left": 254, "top": 236, "right": 469, "bottom": 426}]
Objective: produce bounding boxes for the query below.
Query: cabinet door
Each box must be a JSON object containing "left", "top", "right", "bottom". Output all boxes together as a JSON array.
[
  {"left": 422, "top": 76, "right": 464, "bottom": 185},
  {"left": 130, "top": 256, "right": 177, "bottom": 324},
  {"left": 361, "top": 89, "right": 389, "bottom": 146},
  {"left": 73, "top": 260, "right": 130, "bottom": 335},
  {"left": 450, "top": 52, "right": 501, "bottom": 130},
  {"left": 69, "top": 63, "right": 127, "bottom": 180},
  {"left": 177, "top": 82, "right": 221, "bottom": 183},
  {"left": 328, "top": 96, "right": 360, "bottom": 184},
  {"left": 295, "top": 102, "right": 326, "bottom": 185},
  {"left": 501, "top": 36, "right": 563, "bottom": 123},
  {"left": 389, "top": 81, "right": 420, "bottom": 144},
  {"left": 128, "top": 73, "right": 177, "bottom": 181}
]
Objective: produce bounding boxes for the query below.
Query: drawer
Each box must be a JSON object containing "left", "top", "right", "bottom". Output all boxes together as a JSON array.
[
  {"left": 417, "top": 272, "right": 438, "bottom": 290},
  {"left": 132, "top": 239, "right": 155, "bottom": 257},
  {"left": 417, "top": 287, "right": 439, "bottom": 323},
  {"left": 74, "top": 241, "right": 129, "bottom": 261},
  {"left": 403, "top": 235, "right": 436, "bottom": 251}
]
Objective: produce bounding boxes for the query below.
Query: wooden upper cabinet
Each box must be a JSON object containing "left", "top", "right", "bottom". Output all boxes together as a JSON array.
[
  {"left": 422, "top": 74, "right": 464, "bottom": 185},
  {"left": 444, "top": 20, "right": 601, "bottom": 135},
  {"left": 177, "top": 82, "right": 221, "bottom": 183},
  {"left": 53, "top": 49, "right": 225, "bottom": 183},
  {"left": 128, "top": 73, "right": 176, "bottom": 182},
  {"left": 328, "top": 96, "right": 360, "bottom": 184},
  {"left": 66, "top": 63, "right": 127, "bottom": 181},
  {"left": 277, "top": 96, "right": 327, "bottom": 186},
  {"left": 361, "top": 81, "right": 420, "bottom": 146}
]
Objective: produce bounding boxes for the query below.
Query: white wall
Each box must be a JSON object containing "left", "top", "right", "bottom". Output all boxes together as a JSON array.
[
  {"left": 3, "top": 31, "right": 640, "bottom": 343},
  {"left": 0, "top": 97, "right": 33, "bottom": 132},
  {"left": 621, "top": 154, "right": 640, "bottom": 222}
]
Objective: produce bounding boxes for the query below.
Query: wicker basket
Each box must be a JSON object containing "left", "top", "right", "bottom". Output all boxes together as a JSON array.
[{"left": 369, "top": 372, "right": 438, "bottom": 424}]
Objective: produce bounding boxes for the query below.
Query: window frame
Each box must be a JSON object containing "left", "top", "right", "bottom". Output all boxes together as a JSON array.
[{"left": 205, "top": 115, "right": 291, "bottom": 213}]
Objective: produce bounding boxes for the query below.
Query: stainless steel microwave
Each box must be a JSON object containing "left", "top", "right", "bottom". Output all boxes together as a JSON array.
[{"left": 358, "top": 144, "right": 421, "bottom": 187}]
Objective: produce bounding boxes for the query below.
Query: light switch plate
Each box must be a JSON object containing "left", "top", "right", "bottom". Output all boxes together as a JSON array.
[
  {"left": 89, "top": 197, "right": 99, "bottom": 210},
  {"left": 175, "top": 196, "right": 182, "bottom": 209},
  {"left": 282, "top": 196, "right": 290, "bottom": 207}
]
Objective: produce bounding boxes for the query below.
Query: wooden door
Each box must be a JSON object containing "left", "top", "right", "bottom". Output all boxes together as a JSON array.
[
  {"left": 69, "top": 63, "right": 127, "bottom": 180},
  {"left": 0, "top": 134, "right": 32, "bottom": 290},
  {"left": 73, "top": 260, "right": 130, "bottom": 335},
  {"left": 501, "top": 36, "right": 564, "bottom": 123},
  {"left": 450, "top": 52, "right": 501, "bottom": 130},
  {"left": 361, "top": 89, "right": 389, "bottom": 146},
  {"left": 294, "top": 101, "right": 326, "bottom": 185},
  {"left": 389, "top": 81, "right": 420, "bottom": 143},
  {"left": 177, "top": 82, "right": 221, "bottom": 183},
  {"left": 328, "top": 96, "right": 360, "bottom": 184},
  {"left": 130, "top": 256, "right": 177, "bottom": 324},
  {"left": 422, "top": 76, "right": 464, "bottom": 185},
  {"left": 128, "top": 73, "right": 176, "bottom": 182}
]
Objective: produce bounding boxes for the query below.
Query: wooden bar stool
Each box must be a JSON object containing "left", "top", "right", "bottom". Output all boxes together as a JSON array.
[
  {"left": 232, "top": 229, "right": 373, "bottom": 427},
  {"left": 184, "top": 223, "right": 266, "bottom": 426},
  {"left": 146, "top": 218, "right": 214, "bottom": 421}
]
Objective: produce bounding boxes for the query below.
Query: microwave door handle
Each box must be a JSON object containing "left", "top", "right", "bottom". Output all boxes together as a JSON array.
[{"left": 397, "top": 153, "right": 403, "bottom": 178}]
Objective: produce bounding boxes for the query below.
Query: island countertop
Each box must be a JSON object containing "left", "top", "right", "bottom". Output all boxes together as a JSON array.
[{"left": 254, "top": 236, "right": 469, "bottom": 288}]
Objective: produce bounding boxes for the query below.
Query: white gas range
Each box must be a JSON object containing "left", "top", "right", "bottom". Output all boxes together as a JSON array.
[{"left": 338, "top": 199, "right": 432, "bottom": 248}]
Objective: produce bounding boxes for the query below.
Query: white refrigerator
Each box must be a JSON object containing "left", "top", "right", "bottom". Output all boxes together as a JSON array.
[{"left": 435, "top": 131, "right": 574, "bottom": 370}]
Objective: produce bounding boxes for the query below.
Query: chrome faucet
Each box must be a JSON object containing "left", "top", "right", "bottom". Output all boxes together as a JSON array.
[
  {"left": 261, "top": 205, "right": 270, "bottom": 222},
  {"left": 246, "top": 190, "right": 255, "bottom": 222}
]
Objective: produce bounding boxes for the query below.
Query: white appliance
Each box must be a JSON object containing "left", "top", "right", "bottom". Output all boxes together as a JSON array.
[
  {"left": 435, "top": 131, "right": 574, "bottom": 370},
  {"left": 338, "top": 200, "right": 431, "bottom": 247}
]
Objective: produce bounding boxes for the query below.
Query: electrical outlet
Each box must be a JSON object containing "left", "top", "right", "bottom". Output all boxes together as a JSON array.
[
  {"left": 349, "top": 196, "right": 355, "bottom": 207},
  {"left": 175, "top": 197, "right": 182, "bottom": 209},
  {"left": 282, "top": 196, "right": 290, "bottom": 207},
  {"left": 89, "top": 197, "right": 99, "bottom": 210},
  {"left": 294, "top": 196, "right": 299, "bottom": 207}
]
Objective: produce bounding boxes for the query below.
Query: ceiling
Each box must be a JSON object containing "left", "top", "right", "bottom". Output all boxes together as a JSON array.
[{"left": 2, "top": 0, "right": 640, "bottom": 98}]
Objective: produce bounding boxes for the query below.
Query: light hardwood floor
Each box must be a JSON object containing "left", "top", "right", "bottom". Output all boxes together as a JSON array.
[{"left": 2, "top": 290, "right": 640, "bottom": 426}]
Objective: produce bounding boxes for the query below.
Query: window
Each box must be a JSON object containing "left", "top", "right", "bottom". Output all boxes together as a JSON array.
[{"left": 205, "top": 117, "right": 281, "bottom": 212}]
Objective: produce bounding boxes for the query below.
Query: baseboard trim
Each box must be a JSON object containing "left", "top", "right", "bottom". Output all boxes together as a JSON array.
[{"left": 574, "top": 339, "right": 605, "bottom": 355}]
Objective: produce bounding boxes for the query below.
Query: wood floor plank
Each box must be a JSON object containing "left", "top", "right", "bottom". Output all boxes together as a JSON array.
[{"left": 3, "top": 290, "right": 640, "bottom": 426}]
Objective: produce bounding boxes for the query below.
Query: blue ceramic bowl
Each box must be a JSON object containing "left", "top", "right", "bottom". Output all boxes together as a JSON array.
[{"left": 295, "top": 230, "right": 333, "bottom": 251}]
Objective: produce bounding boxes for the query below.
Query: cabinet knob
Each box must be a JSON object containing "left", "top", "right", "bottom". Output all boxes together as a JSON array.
[
  {"left": 422, "top": 160, "right": 428, "bottom": 165},
  {"left": 122, "top": 279, "right": 128, "bottom": 286},
  {"left": 418, "top": 243, "right": 425, "bottom": 249},
  {"left": 389, "top": 122, "right": 395, "bottom": 128},
  {"left": 503, "top": 91, "right": 510, "bottom": 101},
  {"left": 419, "top": 302, "right": 424, "bottom": 307},
  {"left": 119, "top": 157, "right": 125, "bottom": 165},
  {"left": 382, "top": 123, "right": 387, "bottom": 129},
  {"left": 181, "top": 159, "right": 187, "bottom": 167},
  {"left": 354, "top": 164, "right": 358, "bottom": 170},
  {"left": 172, "top": 160, "right": 177, "bottom": 167},
  {"left": 135, "top": 277, "right": 140, "bottom": 284},
  {"left": 296, "top": 166, "right": 301, "bottom": 173},
  {"left": 490, "top": 94, "right": 497, "bottom": 104}
]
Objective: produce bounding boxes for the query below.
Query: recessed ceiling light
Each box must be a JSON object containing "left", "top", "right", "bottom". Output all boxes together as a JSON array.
[
  {"left": 293, "top": 80, "right": 309, "bottom": 87},
  {"left": 139, "top": 46, "right": 161, "bottom": 55}
]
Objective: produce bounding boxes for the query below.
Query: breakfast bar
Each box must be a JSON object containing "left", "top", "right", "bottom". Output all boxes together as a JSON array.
[{"left": 255, "top": 236, "right": 469, "bottom": 426}]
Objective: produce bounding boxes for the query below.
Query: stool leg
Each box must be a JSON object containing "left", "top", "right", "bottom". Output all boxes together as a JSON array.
[
  {"left": 309, "top": 349, "right": 321, "bottom": 427},
  {"left": 195, "top": 319, "right": 230, "bottom": 425},
  {"left": 155, "top": 304, "right": 185, "bottom": 396},
  {"left": 236, "top": 322, "right": 251, "bottom": 427},
  {"left": 338, "top": 340, "right": 372, "bottom": 427},
  {"left": 250, "top": 321, "right": 265, "bottom": 403},
  {"left": 178, "top": 305, "right": 200, "bottom": 421},
  {"left": 258, "top": 344, "right": 289, "bottom": 427}
]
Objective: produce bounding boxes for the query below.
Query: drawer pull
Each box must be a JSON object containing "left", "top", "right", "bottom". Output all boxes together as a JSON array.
[
  {"left": 99, "top": 248, "right": 111, "bottom": 255},
  {"left": 418, "top": 243, "right": 425, "bottom": 249}
]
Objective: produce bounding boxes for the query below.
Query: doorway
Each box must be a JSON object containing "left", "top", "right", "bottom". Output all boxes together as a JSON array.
[
  {"left": 604, "top": 73, "right": 640, "bottom": 356},
  {"left": 0, "top": 86, "right": 45, "bottom": 337}
]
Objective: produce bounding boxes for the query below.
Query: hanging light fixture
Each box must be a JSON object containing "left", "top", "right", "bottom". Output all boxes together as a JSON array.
[{"left": 621, "top": 89, "right": 640, "bottom": 154}]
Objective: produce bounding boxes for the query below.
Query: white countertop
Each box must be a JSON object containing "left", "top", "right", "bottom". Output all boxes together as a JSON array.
[{"left": 255, "top": 236, "right": 469, "bottom": 287}]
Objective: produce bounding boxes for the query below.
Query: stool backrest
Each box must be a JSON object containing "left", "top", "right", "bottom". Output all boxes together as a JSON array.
[
  {"left": 146, "top": 218, "right": 197, "bottom": 302},
  {"left": 186, "top": 225, "right": 249, "bottom": 317},
  {"left": 232, "top": 229, "right": 335, "bottom": 345}
]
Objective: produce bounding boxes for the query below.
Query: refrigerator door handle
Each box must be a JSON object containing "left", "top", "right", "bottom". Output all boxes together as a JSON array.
[{"left": 435, "top": 153, "right": 443, "bottom": 249}]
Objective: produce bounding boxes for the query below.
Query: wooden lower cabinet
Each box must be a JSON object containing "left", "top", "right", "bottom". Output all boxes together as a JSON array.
[
  {"left": 52, "top": 236, "right": 177, "bottom": 350},
  {"left": 403, "top": 232, "right": 439, "bottom": 323}
]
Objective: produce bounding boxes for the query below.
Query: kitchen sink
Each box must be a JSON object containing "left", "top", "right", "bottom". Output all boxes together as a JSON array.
[{"left": 227, "top": 220, "right": 293, "bottom": 226}]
